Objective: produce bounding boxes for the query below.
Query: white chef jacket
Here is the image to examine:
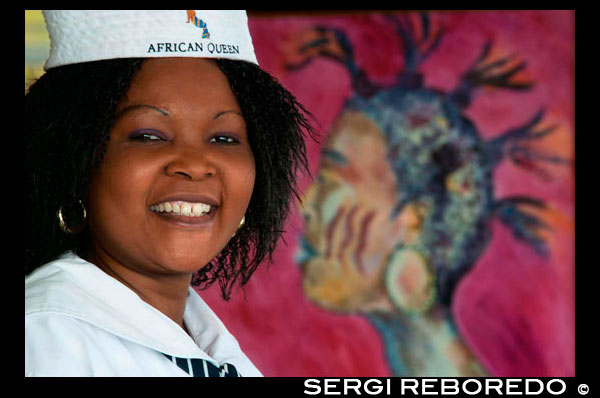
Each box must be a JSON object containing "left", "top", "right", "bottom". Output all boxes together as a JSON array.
[{"left": 25, "top": 252, "right": 263, "bottom": 377}]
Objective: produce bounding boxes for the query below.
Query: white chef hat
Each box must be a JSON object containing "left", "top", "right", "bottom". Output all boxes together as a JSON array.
[{"left": 42, "top": 10, "right": 258, "bottom": 70}]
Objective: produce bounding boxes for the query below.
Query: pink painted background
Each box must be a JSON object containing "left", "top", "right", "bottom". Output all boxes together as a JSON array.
[{"left": 198, "top": 10, "right": 574, "bottom": 377}]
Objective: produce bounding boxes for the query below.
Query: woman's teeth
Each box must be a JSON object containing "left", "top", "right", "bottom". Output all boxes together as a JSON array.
[{"left": 150, "top": 201, "right": 212, "bottom": 217}]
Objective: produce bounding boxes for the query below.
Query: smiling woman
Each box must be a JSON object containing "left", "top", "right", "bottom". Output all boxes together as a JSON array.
[
  {"left": 84, "top": 58, "right": 257, "bottom": 329},
  {"left": 25, "top": 11, "right": 314, "bottom": 377}
]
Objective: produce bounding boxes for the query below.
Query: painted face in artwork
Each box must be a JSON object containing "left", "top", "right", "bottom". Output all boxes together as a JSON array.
[{"left": 298, "top": 109, "right": 433, "bottom": 313}]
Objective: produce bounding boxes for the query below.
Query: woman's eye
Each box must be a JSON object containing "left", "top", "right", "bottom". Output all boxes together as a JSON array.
[
  {"left": 210, "top": 135, "right": 239, "bottom": 144},
  {"left": 129, "top": 131, "right": 165, "bottom": 142}
]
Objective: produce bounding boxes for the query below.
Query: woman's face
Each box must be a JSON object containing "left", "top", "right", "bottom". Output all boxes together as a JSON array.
[{"left": 86, "top": 58, "right": 255, "bottom": 275}]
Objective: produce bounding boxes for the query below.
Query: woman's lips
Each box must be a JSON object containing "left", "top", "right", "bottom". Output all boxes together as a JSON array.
[{"left": 148, "top": 195, "right": 220, "bottom": 227}]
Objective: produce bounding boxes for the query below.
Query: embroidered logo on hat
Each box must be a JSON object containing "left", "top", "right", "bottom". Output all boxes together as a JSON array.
[
  {"left": 186, "top": 10, "right": 210, "bottom": 38},
  {"left": 186, "top": 10, "right": 196, "bottom": 23}
]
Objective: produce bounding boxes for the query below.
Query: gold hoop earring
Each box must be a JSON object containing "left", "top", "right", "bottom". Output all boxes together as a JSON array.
[
  {"left": 57, "top": 200, "right": 87, "bottom": 234},
  {"left": 231, "top": 216, "right": 246, "bottom": 238}
]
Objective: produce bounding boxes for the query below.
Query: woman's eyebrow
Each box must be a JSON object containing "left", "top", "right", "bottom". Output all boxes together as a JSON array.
[
  {"left": 115, "top": 104, "right": 169, "bottom": 119},
  {"left": 213, "top": 110, "right": 243, "bottom": 120}
]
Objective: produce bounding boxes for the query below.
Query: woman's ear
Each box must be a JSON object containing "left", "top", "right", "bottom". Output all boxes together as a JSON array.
[{"left": 385, "top": 201, "right": 436, "bottom": 314}]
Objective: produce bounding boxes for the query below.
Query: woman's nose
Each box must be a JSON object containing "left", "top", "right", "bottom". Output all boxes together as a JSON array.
[{"left": 164, "top": 145, "right": 217, "bottom": 180}]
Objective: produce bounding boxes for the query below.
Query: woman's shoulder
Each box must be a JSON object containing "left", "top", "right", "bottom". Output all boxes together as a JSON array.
[
  {"left": 25, "top": 252, "right": 90, "bottom": 316},
  {"left": 25, "top": 252, "right": 86, "bottom": 285},
  {"left": 24, "top": 310, "right": 174, "bottom": 377},
  {"left": 25, "top": 312, "right": 100, "bottom": 376}
]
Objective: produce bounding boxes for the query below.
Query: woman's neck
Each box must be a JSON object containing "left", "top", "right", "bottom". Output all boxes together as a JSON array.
[{"left": 85, "top": 248, "right": 193, "bottom": 332}]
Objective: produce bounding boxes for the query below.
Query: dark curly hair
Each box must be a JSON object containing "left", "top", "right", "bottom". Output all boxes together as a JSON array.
[{"left": 25, "top": 57, "right": 315, "bottom": 300}]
